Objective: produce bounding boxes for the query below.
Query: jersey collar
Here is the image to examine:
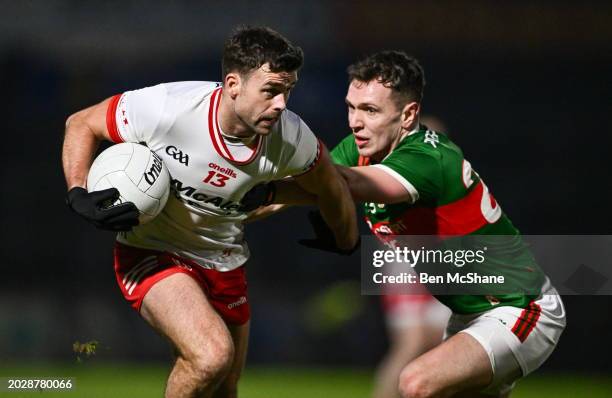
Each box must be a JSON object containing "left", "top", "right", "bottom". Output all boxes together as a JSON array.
[{"left": 208, "top": 87, "right": 263, "bottom": 165}]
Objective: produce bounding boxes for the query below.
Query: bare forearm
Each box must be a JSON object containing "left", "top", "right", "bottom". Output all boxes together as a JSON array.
[
  {"left": 336, "top": 166, "right": 370, "bottom": 202},
  {"left": 273, "top": 179, "right": 317, "bottom": 205},
  {"left": 336, "top": 165, "right": 413, "bottom": 204},
  {"left": 62, "top": 97, "right": 114, "bottom": 190},
  {"left": 244, "top": 204, "right": 290, "bottom": 223},
  {"left": 317, "top": 177, "right": 359, "bottom": 250},
  {"left": 62, "top": 114, "right": 102, "bottom": 190},
  {"left": 293, "top": 148, "right": 359, "bottom": 249}
]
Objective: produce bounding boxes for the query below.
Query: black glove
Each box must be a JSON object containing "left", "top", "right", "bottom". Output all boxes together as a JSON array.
[
  {"left": 298, "top": 210, "right": 360, "bottom": 255},
  {"left": 66, "top": 187, "right": 139, "bottom": 231},
  {"left": 240, "top": 182, "right": 276, "bottom": 212}
]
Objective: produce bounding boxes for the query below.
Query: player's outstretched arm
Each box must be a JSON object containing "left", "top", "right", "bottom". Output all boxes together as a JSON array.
[
  {"left": 62, "top": 98, "right": 139, "bottom": 231},
  {"left": 294, "top": 147, "right": 359, "bottom": 251},
  {"left": 242, "top": 178, "right": 318, "bottom": 223},
  {"left": 336, "top": 165, "right": 414, "bottom": 204},
  {"left": 243, "top": 204, "right": 290, "bottom": 224},
  {"left": 241, "top": 160, "right": 414, "bottom": 213}
]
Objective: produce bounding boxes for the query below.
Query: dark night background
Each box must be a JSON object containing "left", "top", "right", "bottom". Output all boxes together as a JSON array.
[{"left": 1, "top": 0, "right": 611, "bottom": 376}]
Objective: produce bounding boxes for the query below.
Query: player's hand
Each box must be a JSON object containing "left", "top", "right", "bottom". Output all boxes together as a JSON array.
[
  {"left": 240, "top": 182, "right": 276, "bottom": 212},
  {"left": 298, "top": 210, "right": 360, "bottom": 255},
  {"left": 66, "top": 187, "right": 140, "bottom": 231}
]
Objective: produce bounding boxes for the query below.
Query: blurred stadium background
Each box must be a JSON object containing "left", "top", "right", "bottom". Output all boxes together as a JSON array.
[{"left": 1, "top": 1, "right": 611, "bottom": 396}]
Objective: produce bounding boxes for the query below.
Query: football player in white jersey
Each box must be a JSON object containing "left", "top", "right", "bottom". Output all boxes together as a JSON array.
[{"left": 62, "top": 26, "right": 358, "bottom": 398}]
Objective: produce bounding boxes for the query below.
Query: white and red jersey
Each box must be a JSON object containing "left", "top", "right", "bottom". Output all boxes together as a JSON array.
[{"left": 105, "top": 81, "right": 320, "bottom": 271}]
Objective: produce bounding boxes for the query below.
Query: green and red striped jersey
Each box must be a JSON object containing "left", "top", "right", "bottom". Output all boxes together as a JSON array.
[{"left": 331, "top": 126, "right": 546, "bottom": 314}]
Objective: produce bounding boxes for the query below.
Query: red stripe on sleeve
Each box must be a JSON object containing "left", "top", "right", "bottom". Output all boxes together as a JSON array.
[{"left": 106, "top": 94, "right": 124, "bottom": 143}]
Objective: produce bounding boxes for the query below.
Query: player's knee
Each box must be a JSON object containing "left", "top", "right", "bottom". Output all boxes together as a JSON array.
[
  {"left": 398, "top": 367, "right": 437, "bottom": 398},
  {"left": 189, "top": 333, "right": 235, "bottom": 387}
]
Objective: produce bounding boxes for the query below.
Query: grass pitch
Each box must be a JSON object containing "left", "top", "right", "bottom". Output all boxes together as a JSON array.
[{"left": 0, "top": 363, "right": 610, "bottom": 397}]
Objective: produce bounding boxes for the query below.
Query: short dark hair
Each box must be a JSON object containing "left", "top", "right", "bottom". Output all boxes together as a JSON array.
[
  {"left": 222, "top": 26, "right": 304, "bottom": 78},
  {"left": 347, "top": 51, "right": 425, "bottom": 105}
]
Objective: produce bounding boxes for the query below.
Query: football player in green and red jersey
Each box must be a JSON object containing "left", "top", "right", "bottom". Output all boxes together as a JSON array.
[{"left": 244, "top": 51, "right": 565, "bottom": 398}]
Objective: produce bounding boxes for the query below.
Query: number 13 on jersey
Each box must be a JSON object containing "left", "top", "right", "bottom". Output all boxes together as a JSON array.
[{"left": 203, "top": 171, "right": 230, "bottom": 187}]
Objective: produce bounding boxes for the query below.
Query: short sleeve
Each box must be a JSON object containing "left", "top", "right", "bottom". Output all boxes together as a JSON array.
[
  {"left": 277, "top": 114, "right": 322, "bottom": 177},
  {"left": 106, "top": 84, "right": 168, "bottom": 144},
  {"left": 376, "top": 146, "right": 443, "bottom": 203},
  {"left": 330, "top": 134, "right": 359, "bottom": 167}
]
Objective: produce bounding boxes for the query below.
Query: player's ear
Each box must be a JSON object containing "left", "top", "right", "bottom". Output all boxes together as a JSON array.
[
  {"left": 401, "top": 101, "right": 420, "bottom": 129},
  {"left": 225, "top": 72, "right": 241, "bottom": 99}
]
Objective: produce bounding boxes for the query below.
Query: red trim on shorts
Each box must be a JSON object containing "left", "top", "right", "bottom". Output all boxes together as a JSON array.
[
  {"left": 520, "top": 302, "right": 542, "bottom": 342},
  {"left": 106, "top": 94, "right": 124, "bottom": 143},
  {"left": 511, "top": 301, "right": 541, "bottom": 342},
  {"left": 511, "top": 304, "right": 529, "bottom": 339},
  {"left": 113, "top": 242, "right": 250, "bottom": 325}
]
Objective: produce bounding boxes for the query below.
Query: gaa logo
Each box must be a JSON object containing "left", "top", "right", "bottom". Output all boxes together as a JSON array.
[{"left": 166, "top": 145, "right": 189, "bottom": 166}]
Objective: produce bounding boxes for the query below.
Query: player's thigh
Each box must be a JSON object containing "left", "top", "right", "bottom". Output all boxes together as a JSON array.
[
  {"left": 140, "top": 272, "right": 233, "bottom": 363},
  {"left": 400, "top": 332, "right": 493, "bottom": 397},
  {"left": 391, "top": 324, "right": 445, "bottom": 357}
]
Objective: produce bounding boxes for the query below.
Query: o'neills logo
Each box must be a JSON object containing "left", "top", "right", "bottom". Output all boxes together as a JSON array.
[
  {"left": 227, "top": 296, "right": 247, "bottom": 309},
  {"left": 144, "top": 152, "right": 164, "bottom": 185},
  {"left": 209, "top": 162, "right": 237, "bottom": 179}
]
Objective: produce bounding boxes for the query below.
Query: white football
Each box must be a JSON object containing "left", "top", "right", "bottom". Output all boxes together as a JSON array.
[{"left": 87, "top": 142, "right": 170, "bottom": 224}]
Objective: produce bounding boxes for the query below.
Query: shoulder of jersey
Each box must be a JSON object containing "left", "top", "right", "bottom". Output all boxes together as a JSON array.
[
  {"left": 396, "top": 129, "right": 445, "bottom": 159},
  {"left": 279, "top": 108, "right": 300, "bottom": 126},
  {"left": 275, "top": 108, "right": 304, "bottom": 140},
  {"left": 159, "top": 81, "right": 222, "bottom": 101}
]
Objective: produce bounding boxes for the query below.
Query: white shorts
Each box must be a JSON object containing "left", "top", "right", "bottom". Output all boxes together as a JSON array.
[{"left": 445, "top": 281, "right": 566, "bottom": 395}]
